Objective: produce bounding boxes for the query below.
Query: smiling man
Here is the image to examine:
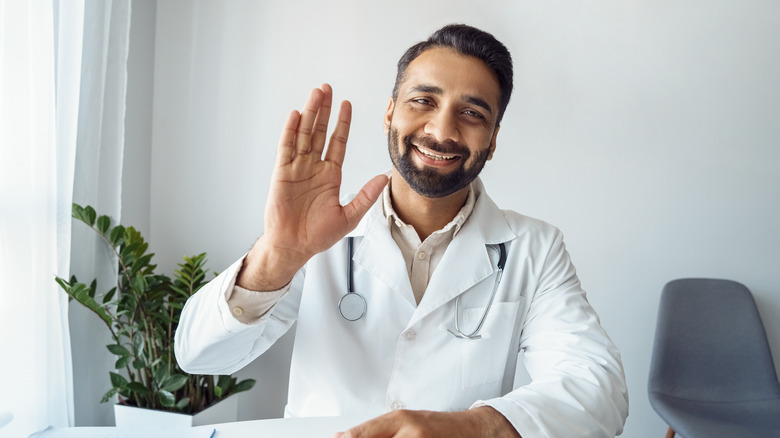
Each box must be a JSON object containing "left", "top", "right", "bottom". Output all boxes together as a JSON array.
[{"left": 175, "top": 24, "right": 628, "bottom": 437}]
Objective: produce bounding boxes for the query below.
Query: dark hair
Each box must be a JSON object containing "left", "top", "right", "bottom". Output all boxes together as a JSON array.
[{"left": 392, "top": 24, "right": 513, "bottom": 125}]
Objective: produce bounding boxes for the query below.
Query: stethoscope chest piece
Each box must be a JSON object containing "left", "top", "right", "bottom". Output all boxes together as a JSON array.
[
  {"left": 339, "top": 291, "right": 366, "bottom": 321},
  {"left": 340, "top": 236, "right": 367, "bottom": 322}
]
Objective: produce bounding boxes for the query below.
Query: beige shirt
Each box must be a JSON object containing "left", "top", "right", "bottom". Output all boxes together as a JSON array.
[
  {"left": 383, "top": 183, "right": 475, "bottom": 304},
  {"left": 226, "top": 181, "right": 476, "bottom": 323}
]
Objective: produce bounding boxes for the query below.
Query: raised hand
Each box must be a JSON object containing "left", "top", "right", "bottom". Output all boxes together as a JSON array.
[{"left": 237, "top": 84, "right": 388, "bottom": 291}]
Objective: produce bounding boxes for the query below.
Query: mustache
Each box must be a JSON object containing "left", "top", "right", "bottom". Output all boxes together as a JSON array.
[{"left": 403, "top": 134, "right": 471, "bottom": 159}]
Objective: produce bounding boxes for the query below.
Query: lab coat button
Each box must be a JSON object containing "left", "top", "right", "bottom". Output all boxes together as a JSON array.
[
  {"left": 390, "top": 401, "right": 404, "bottom": 410},
  {"left": 417, "top": 252, "right": 426, "bottom": 260},
  {"left": 232, "top": 306, "right": 244, "bottom": 316},
  {"left": 404, "top": 330, "right": 416, "bottom": 341}
]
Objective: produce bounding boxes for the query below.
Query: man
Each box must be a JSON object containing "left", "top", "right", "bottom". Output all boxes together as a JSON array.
[{"left": 175, "top": 24, "right": 628, "bottom": 437}]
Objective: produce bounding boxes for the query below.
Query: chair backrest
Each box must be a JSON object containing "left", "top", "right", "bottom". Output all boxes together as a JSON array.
[{"left": 649, "top": 278, "right": 780, "bottom": 402}]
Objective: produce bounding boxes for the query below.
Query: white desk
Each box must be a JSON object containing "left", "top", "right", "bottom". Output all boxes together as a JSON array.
[{"left": 32, "top": 416, "right": 372, "bottom": 438}]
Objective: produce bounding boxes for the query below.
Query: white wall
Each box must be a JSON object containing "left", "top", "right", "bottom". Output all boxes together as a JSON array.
[{"left": 139, "top": 1, "right": 780, "bottom": 436}]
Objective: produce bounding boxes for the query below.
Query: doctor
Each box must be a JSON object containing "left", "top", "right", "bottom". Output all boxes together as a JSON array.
[{"left": 175, "top": 24, "right": 628, "bottom": 437}]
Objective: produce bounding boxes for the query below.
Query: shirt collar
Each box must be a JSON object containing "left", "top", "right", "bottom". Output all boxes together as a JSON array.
[{"left": 382, "top": 177, "right": 476, "bottom": 237}]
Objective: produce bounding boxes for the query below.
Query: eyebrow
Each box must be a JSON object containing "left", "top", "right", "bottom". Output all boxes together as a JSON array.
[{"left": 408, "top": 84, "right": 495, "bottom": 115}]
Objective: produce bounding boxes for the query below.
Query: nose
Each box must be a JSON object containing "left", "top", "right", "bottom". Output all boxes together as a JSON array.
[{"left": 424, "top": 110, "right": 459, "bottom": 144}]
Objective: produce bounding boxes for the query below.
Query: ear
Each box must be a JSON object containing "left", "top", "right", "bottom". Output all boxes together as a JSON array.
[
  {"left": 383, "top": 98, "right": 395, "bottom": 135},
  {"left": 487, "top": 125, "right": 500, "bottom": 160}
]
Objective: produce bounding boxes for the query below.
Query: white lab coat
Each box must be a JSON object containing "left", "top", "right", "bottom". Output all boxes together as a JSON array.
[{"left": 175, "top": 179, "right": 628, "bottom": 437}]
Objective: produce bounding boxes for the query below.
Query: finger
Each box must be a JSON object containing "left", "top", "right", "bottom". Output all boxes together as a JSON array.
[
  {"left": 309, "top": 84, "right": 333, "bottom": 157},
  {"left": 275, "top": 110, "right": 301, "bottom": 167},
  {"left": 343, "top": 174, "right": 389, "bottom": 229},
  {"left": 339, "top": 411, "right": 400, "bottom": 438},
  {"left": 295, "top": 88, "right": 324, "bottom": 155},
  {"left": 323, "top": 100, "right": 352, "bottom": 167}
]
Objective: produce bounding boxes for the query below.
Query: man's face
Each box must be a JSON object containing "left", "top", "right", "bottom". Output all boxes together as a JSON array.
[{"left": 385, "top": 47, "right": 501, "bottom": 199}]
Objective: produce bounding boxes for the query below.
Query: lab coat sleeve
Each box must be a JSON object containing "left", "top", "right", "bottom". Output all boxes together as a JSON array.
[
  {"left": 473, "top": 230, "right": 629, "bottom": 437},
  {"left": 174, "top": 256, "right": 305, "bottom": 375}
]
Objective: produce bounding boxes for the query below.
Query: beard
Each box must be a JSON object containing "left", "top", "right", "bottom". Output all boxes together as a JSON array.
[{"left": 387, "top": 126, "right": 491, "bottom": 198}]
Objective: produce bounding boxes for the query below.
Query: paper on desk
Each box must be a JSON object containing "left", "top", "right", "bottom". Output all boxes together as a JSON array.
[{"left": 29, "top": 425, "right": 215, "bottom": 438}]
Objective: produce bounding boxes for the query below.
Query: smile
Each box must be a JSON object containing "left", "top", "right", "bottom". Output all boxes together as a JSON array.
[{"left": 414, "top": 145, "right": 460, "bottom": 161}]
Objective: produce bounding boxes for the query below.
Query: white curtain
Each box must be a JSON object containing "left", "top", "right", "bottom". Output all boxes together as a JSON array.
[
  {"left": 0, "top": 0, "right": 77, "bottom": 435},
  {"left": 0, "top": 0, "right": 131, "bottom": 434},
  {"left": 68, "top": 0, "right": 132, "bottom": 426}
]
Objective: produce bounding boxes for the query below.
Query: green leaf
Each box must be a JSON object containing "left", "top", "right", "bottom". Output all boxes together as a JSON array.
[
  {"left": 153, "top": 364, "right": 169, "bottom": 387},
  {"left": 106, "top": 344, "right": 130, "bottom": 356},
  {"left": 109, "top": 225, "right": 125, "bottom": 246},
  {"left": 71, "top": 203, "right": 85, "bottom": 221},
  {"left": 192, "top": 271, "right": 206, "bottom": 285},
  {"left": 216, "top": 375, "right": 232, "bottom": 391},
  {"left": 115, "top": 356, "right": 130, "bottom": 369},
  {"left": 214, "top": 385, "right": 223, "bottom": 398},
  {"left": 84, "top": 205, "right": 97, "bottom": 226},
  {"left": 231, "top": 379, "right": 256, "bottom": 395},
  {"left": 132, "top": 331, "right": 145, "bottom": 356},
  {"left": 55, "top": 276, "right": 71, "bottom": 292},
  {"left": 119, "top": 242, "right": 140, "bottom": 260},
  {"left": 110, "top": 371, "right": 129, "bottom": 389},
  {"left": 161, "top": 374, "right": 189, "bottom": 392},
  {"left": 67, "top": 281, "right": 112, "bottom": 326},
  {"left": 132, "top": 358, "right": 147, "bottom": 369},
  {"left": 100, "top": 387, "right": 119, "bottom": 403},
  {"left": 71, "top": 203, "right": 95, "bottom": 226},
  {"left": 175, "top": 397, "right": 191, "bottom": 411},
  {"left": 102, "top": 287, "right": 116, "bottom": 304},
  {"left": 157, "top": 390, "right": 175, "bottom": 407},
  {"left": 88, "top": 279, "right": 97, "bottom": 298},
  {"left": 178, "top": 270, "right": 192, "bottom": 283},
  {"left": 126, "top": 381, "right": 150, "bottom": 395},
  {"left": 97, "top": 215, "right": 111, "bottom": 234},
  {"left": 170, "top": 285, "right": 191, "bottom": 299},
  {"left": 134, "top": 253, "right": 154, "bottom": 269},
  {"left": 131, "top": 272, "right": 147, "bottom": 293}
]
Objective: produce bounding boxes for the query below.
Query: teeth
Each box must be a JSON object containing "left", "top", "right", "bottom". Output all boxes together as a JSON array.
[{"left": 416, "top": 146, "right": 457, "bottom": 160}]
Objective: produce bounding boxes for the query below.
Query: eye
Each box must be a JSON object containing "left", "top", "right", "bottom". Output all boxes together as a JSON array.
[
  {"left": 462, "top": 109, "right": 486, "bottom": 121},
  {"left": 411, "top": 98, "right": 433, "bottom": 106}
]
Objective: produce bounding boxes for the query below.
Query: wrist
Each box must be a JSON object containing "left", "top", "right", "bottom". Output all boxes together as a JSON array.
[
  {"left": 236, "top": 236, "right": 311, "bottom": 291},
  {"left": 468, "top": 406, "right": 520, "bottom": 438}
]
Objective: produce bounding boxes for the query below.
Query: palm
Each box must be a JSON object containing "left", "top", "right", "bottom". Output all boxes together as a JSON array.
[
  {"left": 263, "top": 85, "right": 386, "bottom": 261},
  {"left": 267, "top": 157, "right": 348, "bottom": 254}
]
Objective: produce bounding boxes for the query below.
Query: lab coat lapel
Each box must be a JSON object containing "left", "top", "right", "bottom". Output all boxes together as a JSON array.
[
  {"left": 409, "top": 180, "right": 517, "bottom": 327},
  {"left": 351, "top": 202, "right": 417, "bottom": 307},
  {"left": 409, "top": 218, "right": 493, "bottom": 326}
]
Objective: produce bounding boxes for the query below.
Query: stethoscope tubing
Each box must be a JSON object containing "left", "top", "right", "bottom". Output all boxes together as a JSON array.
[
  {"left": 339, "top": 236, "right": 366, "bottom": 321},
  {"left": 339, "top": 236, "right": 507, "bottom": 340},
  {"left": 447, "top": 243, "right": 506, "bottom": 339}
]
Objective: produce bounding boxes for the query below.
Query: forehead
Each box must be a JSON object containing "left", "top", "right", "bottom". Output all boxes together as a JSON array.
[{"left": 398, "top": 47, "right": 500, "bottom": 106}]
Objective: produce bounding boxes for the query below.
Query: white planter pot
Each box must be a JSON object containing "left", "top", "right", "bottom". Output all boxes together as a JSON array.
[{"left": 114, "top": 395, "right": 238, "bottom": 427}]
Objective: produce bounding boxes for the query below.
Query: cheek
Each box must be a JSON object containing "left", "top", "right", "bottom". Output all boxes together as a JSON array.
[
  {"left": 466, "top": 134, "right": 495, "bottom": 156},
  {"left": 391, "top": 108, "right": 427, "bottom": 132}
]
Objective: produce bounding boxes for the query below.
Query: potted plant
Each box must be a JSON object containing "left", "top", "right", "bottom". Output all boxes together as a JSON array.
[{"left": 56, "top": 203, "right": 255, "bottom": 426}]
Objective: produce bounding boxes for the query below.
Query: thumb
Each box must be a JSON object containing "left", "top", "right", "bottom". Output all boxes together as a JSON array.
[{"left": 343, "top": 174, "right": 389, "bottom": 228}]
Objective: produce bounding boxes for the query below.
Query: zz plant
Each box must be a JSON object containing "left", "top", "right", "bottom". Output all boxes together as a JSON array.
[{"left": 56, "top": 203, "right": 255, "bottom": 414}]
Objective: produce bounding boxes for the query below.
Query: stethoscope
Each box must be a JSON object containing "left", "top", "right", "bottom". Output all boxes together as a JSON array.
[
  {"left": 338, "top": 236, "right": 508, "bottom": 340},
  {"left": 338, "top": 237, "right": 368, "bottom": 321}
]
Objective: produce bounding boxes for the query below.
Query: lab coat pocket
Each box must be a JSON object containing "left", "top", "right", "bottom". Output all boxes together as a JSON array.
[{"left": 460, "top": 300, "right": 522, "bottom": 388}]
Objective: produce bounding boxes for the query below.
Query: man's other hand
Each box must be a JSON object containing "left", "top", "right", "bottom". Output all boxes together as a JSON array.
[{"left": 333, "top": 407, "right": 520, "bottom": 438}]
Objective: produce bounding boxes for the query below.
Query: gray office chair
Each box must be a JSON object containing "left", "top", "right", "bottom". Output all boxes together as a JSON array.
[{"left": 648, "top": 278, "right": 780, "bottom": 438}]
